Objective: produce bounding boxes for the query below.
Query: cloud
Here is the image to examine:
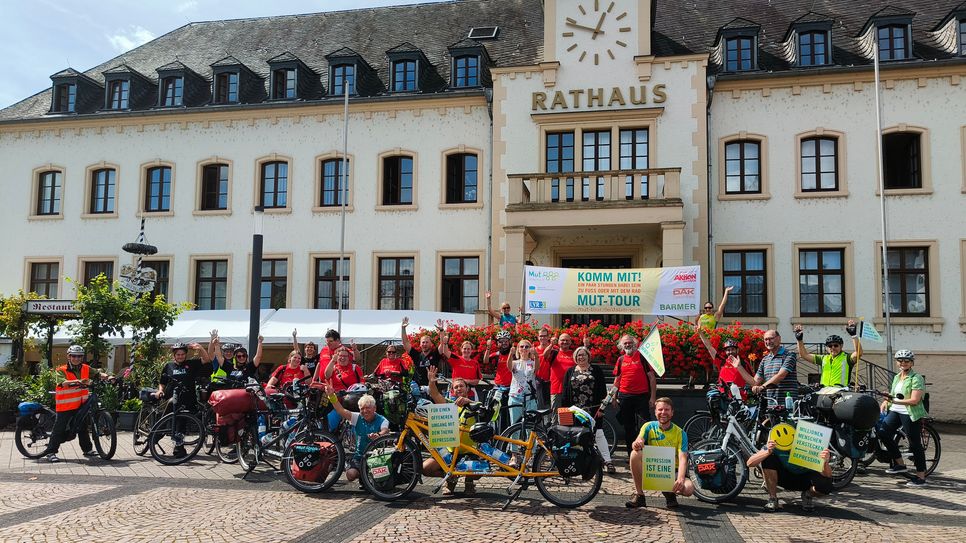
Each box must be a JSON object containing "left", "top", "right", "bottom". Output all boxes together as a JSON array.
[
  {"left": 106, "top": 25, "right": 156, "bottom": 53},
  {"left": 176, "top": 1, "right": 198, "bottom": 13}
]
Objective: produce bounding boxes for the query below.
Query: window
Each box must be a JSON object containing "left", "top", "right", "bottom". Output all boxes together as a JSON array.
[
  {"left": 83, "top": 261, "right": 114, "bottom": 287},
  {"left": 723, "top": 250, "right": 767, "bottom": 316},
  {"left": 882, "top": 133, "right": 921, "bottom": 189},
  {"left": 108, "top": 80, "right": 129, "bottom": 109},
  {"left": 29, "top": 262, "right": 59, "bottom": 298},
  {"left": 144, "top": 260, "right": 170, "bottom": 299},
  {"left": 393, "top": 60, "right": 417, "bottom": 92},
  {"left": 799, "top": 30, "right": 829, "bottom": 66},
  {"left": 161, "top": 76, "right": 183, "bottom": 106},
  {"left": 546, "top": 131, "right": 575, "bottom": 202},
  {"left": 581, "top": 130, "right": 610, "bottom": 201},
  {"left": 201, "top": 164, "right": 229, "bottom": 211},
  {"left": 382, "top": 156, "right": 413, "bottom": 205},
  {"left": 54, "top": 83, "right": 76, "bottom": 113},
  {"left": 195, "top": 259, "right": 228, "bottom": 310},
  {"left": 960, "top": 19, "right": 966, "bottom": 56},
  {"left": 260, "top": 161, "right": 288, "bottom": 209},
  {"left": 35, "top": 171, "right": 62, "bottom": 215},
  {"left": 620, "top": 128, "right": 649, "bottom": 199},
  {"left": 378, "top": 257, "right": 415, "bottom": 310},
  {"left": 877, "top": 25, "right": 909, "bottom": 61},
  {"left": 272, "top": 69, "right": 296, "bottom": 99},
  {"left": 800, "top": 137, "right": 838, "bottom": 192},
  {"left": 724, "top": 140, "right": 761, "bottom": 194},
  {"left": 259, "top": 259, "right": 287, "bottom": 309},
  {"left": 884, "top": 247, "right": 929, "bottom": 316},
  {"left": 453, "top": 55, "right": 479, "bottom": 87},
  {"left": 320, "top": 159, "right": 349, "bottom": 207},
  {"left": 215, "top": 72, "right": 239, "bottom": 104},
  {"left": 331, "top": 64, "right": 355, "bottom": 96},
  {"left": 799, "top": 249, "right": 844, "bottom": 316},
  {"left": 89, "top": 168, "right": 116, "bottom": 214},
  {"left": 314, "top": 257, "right": 350, "bottom": 309},
  {"left": 445, "top": 153, "right": 478, "bottom": 204},
  {"left": 725, "top": 36, "right": 755, "bottom": 71},
  {"left": 441, "top": 257, "right": 479, "bottom": 313},
  {"left": 144, "top": 166, "right": 172, "bottom": 212}
]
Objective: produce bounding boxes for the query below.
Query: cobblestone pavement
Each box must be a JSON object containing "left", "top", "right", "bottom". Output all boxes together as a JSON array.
[{"left": 0, "top": 428, "right": 964, "bottom": 542}]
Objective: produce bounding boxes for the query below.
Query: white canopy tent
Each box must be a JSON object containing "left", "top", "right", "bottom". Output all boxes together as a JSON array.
[{"left": 159, "top": 309, "right": 276, "bottom": 345}]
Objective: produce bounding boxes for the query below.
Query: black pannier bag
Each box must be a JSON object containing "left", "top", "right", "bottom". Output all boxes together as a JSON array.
[{"left": 548, "top": 424, "right": 599, "bottom": 480}]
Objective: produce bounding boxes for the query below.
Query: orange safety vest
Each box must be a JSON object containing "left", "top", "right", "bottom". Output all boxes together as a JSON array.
[{"left": 55, "top": 364, "right": 90, "bottom": 412}]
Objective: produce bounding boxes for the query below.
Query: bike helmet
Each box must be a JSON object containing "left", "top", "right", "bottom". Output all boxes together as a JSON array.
[
  {"left": 221, "top": 342, "right": 237, "bottom": 352},
  {"left": 171, "top": 342, "right": 188, "bottom": 353},
  {"left": 414, "top": 398, "right": 433, "bottom": 419},
  {"left": 721, "top": 339, "right": 739, "bottom": 350},
  {"left": 894, "top": 349, "right": 915, "bottom": 361},
  {"left": 469, "top": 422, "right": 494, "bottom": 443},
  {"left": 496, "top": 330, "right": 512, "bottom": 341},
  {"left": 824, "top": 334, "right": 844, "bottom": 347},
  {"left": 233, "top": 346, "right": 248, "bottom": 356},
  {"left": 67, "top": 345, "right": 85, "bottom": 356}
]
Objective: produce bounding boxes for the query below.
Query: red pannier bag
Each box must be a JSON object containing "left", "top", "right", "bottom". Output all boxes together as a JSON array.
[
  {"left": 209, "top": 388, "right": 256, "bottom": 415},
  {"left": 290, "top": 442, "right": 338, "bottom": 483},
  {"left": 213, "top": 412, "right": 246, "bottom": 445}
]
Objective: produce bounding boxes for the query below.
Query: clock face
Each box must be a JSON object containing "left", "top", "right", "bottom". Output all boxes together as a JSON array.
[{"left": 560, "top": 0, "right": 632, "bottom": 64}]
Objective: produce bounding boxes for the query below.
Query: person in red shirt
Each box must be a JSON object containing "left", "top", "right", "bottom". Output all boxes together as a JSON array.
[
  {"left": 488, "top": 330, "right": 514, "bottom": 390},
  {"left": 533, "top": 327, "right": 553, "bottom": 408},
  {"left": 540, "top": 332, "right": 577, "bottom": 413},
  {"left": 316, "top": 329, "right": 361, "bottom": 375},
  {"left": 440, "top": 338, "right": 485, "bottom": 386},
  {"left": 323, "top": 346, "right": 365, "bottom": 391},
  {"left": 612, "top": 334, "right": 657, "bottom": 456},
  {"left": 372, "top": 344, "right": 413, "bottom": 383},
  {"left": 697, "top": 329, "right": 754, "bottom": 401},
  {"left": 267, "top": 350, "right": 310, "bottom": 390}
]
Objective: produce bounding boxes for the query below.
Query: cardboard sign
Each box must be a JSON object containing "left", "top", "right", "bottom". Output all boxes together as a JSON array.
[
  {"left": 427, "top": 403, "right": 459, "bottom": 448},
  {"left": 642, "top": 445, "right": 677, "bottom": 491},
  {"left": 788, "top": 420, "right": 833, "bottom": 472}
]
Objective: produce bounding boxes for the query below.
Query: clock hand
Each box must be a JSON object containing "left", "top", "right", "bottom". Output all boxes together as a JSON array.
[
  {"left": 592, "top": 12, "right": 607, "bottom": 40},
  {"left": 565, "top": 20, "right": 601, "bottom": 34}
]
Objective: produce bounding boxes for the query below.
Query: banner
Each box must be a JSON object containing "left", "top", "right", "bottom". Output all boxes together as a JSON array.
[
  {"left": 524, "top": 265, "right": 701, "bottom": 316},
  {"left": 787, "top": 420, "right": 833, "bottom": 473},
  {"left": 638, "top": 327, "right": 666, "bottom": 376},
  {"left": 641, "top": 445, "right": 677, "bottom": 491},
  {"left": 427, "top": 403, "right": 459, "bottom": 448},
  {"left": 859, "top": 321, "right": 882, "bottom": 343}
]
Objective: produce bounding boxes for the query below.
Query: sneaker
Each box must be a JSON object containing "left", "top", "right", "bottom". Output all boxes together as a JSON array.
[
  {"left": 763, "top": 498, "right": 779, "bottom": 512},
  {"left": 885, "top": 464, "right": 908, "bottom": 474},
  {"left": 173, "top": 446, "right": 187, "bottom": 458},
  {"left": 464, "top": 480, "right": 476, "bottom": 494},
  {"left": 665, "top": 493, "right": 680, "bottom": 509},
  {"left": 46, "top": 454, "right": 61, "bottom": 463},
  {"left": 625, "top": 494, "right": 647, "bottom": 508},
  {"left": 83, "top": 450, "right": 99, "bottom": 457},
  {"left": 605, "top": 462, "right": 617, "bottom": 474},
  {"left": 905, "top": 477, "right": 927, "bottom": 487},
  {"left": 801, "top": 490, "right": 814, "bottom": 512},
  {"left": 443, "top": 478, "right": 458, "bottom": 495}
]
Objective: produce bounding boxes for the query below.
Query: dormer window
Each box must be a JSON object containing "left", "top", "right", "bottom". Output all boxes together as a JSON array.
[
  {"left": 725, "top": 36, "right": 756, "bottom": 71},
  {"left": 215, "top": 72, "right": 239, "bottom": 104},
  {"left": 453, "top": 55, "right": 479, "bottom": 87},
  {"left": 878, "top": 24, "right": 910, "bottom": 60},
  {"left": 798, "top": 30, "right": 830, "bottom": 66},
  {"left": 108, "top": 79, "right": 130, "bottom": 109},
  {"left": 392, "top": 60, "right": 417, "bottom": 92},
  {"left": 161, "top": 76, "right": 183, "bottom": 107},
  {"left": 272, "top": 68, "right": 296, "bottom": 99},
  {"left": 959, "top": 19, "right": 966, "bottom": 55},
  {"left": 332, "top": 64, "right": 355, "bottom": 96},
  {"left": 53, "top": 83, "right": 76, "bottom": 113}
]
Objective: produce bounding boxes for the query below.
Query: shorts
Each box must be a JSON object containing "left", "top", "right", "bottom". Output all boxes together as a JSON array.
[
  {"left": 763, "top": 454, "right": 834, "bottom": 495},
  {"left": 347, "top": 457, "right": 361, "bottom": 471}
]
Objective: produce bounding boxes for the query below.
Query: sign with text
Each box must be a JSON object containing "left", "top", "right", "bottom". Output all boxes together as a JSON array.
[
  {"left": 427, "top": 403, "right": 459, "bottom": 448},
  {"left": 524, "top": 265, "right": 700, "bottom": 316},
  {"left": 638, "top": 327, "right": 666, "bottom": 376},
  {"left": 23, "top": 300, "right": 79, "bottom": 315},
  {"left": 641, "top": 445, "right": 677, "bottom": 491},
  {"left": 788, "top": 421, "right": 833, "bottom": 473}
]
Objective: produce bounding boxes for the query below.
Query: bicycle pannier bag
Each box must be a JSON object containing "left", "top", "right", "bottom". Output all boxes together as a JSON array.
[
  {"left": 291, "top": 442, "right": 337, "bottom": 483},
  {"left": 691, "top": 447, "right": 737, "bottom": 494},
  {"left": 548, "top": 424, "right": 596, "bottom": 479},
  {"left": 208, "top": 388, "right": 255, "bottom": 415},
  {"left": 366, "top": 448, "right": 396, "bottom": 488}
]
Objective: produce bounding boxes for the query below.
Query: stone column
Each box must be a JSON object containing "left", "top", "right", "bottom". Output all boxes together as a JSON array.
[
  {"left": 660, "top": 221, "right": 686, "bottom": 266},
  {"left": 503, "top": 225, "right": 528, "bottom": 312}
]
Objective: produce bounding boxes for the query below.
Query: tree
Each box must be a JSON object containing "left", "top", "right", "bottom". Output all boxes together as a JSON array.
[{"left": 0, "top": 290, "right": 49, "bottom": 374}]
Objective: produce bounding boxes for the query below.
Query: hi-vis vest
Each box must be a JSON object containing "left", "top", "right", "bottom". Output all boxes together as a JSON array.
[
  {"left": 55, "top": 364, "right": 90, "bottom": 412},
  {"left": 820, "top": 352, "right": 851, "bottom": 387}
]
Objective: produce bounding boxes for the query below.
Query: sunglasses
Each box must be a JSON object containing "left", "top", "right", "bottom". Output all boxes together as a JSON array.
[
  {"left": 386, "top": 351, "right": 398, "bottom": 355},
  {"left": 704, "top": 307, "right": 714, "bottom": 310},
  {"left": 826, "top": 343, "right": 842, "bottom": 348},
  {"left": 519, "top": 345, "right": 531, "bottom": 349},
  {"left": 236, "top": 353, "right": 248, "bottom": 358}
]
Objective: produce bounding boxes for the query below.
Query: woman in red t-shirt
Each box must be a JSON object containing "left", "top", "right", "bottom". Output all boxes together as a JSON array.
[
  {"left": 440, "top": 339, "right": 485, "bottom": 385},
  {"left": 697, "top": 330, "right": 755, "bottom": 400},
  {"left": 323, "top": 346, "right": 365, "bottom": 391},
  {"left": 267, "top": 350, "right": 310, "bottom": 390},
  {"left": 372, "top": 345, "right": 413, "bottom": 383}
]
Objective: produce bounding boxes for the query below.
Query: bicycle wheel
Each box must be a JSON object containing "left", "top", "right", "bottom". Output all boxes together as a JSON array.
[
  {"left": 358, "top": 433, "right": 422, "bottom": 501},
  {"left": 688, "top": 438, "right": 749, "bottom": 504},
  {"left": 498, "top": 421, "right": 548, "bottom": 455},
  {"left": 237, "top": 428, "right": 259, "bottom": 472},
  {"left": 91, "top": 410, "right": 117, "bottom": 460},
  {"left": 215, "top": 433, "right": 239, "bottom": 464},
  {"left": 339, "top": 421, "right": 356, "bottom": 459},
  {"left": 898, "top": 422, "right": 941, "bottom": 476},
  {"left": 149, "top": 412, "right": 204, "bottom": 466},
  {"left": 533, "top": 445, "right": 603, "bottom": 508},
  {"left": 282, "top": 429, "right": 345, "bottom": 493},
  {"left": 683, "top": 412, "right": 720, "bottom": 450},
  {"left": 201, "top": 407, "right": 217, "bottom": 456},
  {"left": 133, "top": 404, "right": 162, "bottom": 456},
  {"left": 829, "top": 450, "right": 857, "bottom": 489},
  {"left": 600, "top": 418, "right": 618, "bottom": 456},
  {"left": 15, "top": 410, "right": 56, "bottom": 459}
]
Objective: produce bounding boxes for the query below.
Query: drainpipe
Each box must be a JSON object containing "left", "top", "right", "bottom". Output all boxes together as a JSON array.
[
  {"left": 705, "top": 74, "right": 716, "bottom": 301},
  {"left": 484, "top": 87, "right": 494, "bottom": 298}
]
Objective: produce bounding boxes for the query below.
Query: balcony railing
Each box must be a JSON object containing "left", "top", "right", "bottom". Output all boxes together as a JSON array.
[{"left": 507, "top": 167, "right": 681, "bottom": 206}]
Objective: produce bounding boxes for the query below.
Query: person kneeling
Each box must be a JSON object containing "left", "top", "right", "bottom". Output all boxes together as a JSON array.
[
  {"left": 627, "top": 397, "right": 694, "bottom": 509},
  {"left": 325, "top": 381, "right": 390, "bottom": 484},
  {"left": 747, "top": 440, "right": 833, "bottom": 512}
]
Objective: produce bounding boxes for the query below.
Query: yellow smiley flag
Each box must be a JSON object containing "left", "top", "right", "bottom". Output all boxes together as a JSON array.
[{"left": 638, "top": 327, "right": 665, "bottom": 377}]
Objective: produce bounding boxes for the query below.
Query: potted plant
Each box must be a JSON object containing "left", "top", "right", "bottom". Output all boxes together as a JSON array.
[
  {"left": 0, "top": 375, "right": 25, "bottom": 428},
  {"left": 116, "top": 397, "right": 141, "bottom": 431}
]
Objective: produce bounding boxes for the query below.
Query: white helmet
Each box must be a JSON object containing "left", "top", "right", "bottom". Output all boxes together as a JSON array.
[
  {"left": 67, "top": 345, "right": 85, "bottom": 356},
  {"left": 894, "top": 349, "right": 915, "bottom": 361},
  {"left": 414, "top": 398, "right": 433, "bottom": 419}
]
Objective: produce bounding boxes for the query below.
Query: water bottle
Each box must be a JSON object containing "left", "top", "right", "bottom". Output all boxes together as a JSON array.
[
  {"left": 469, "top": 460, "right": 490, "bottom": 472},
  {"left": 282, "top": 415, "right": 298, "bottom": 432},
  {"left": 455, "top": 458, "right": 470, "bottom": 471},
  {"left": 729, "top": 383, "right": 742, "bottom": 400},
  {"left": 479, "top": 442, "right": 510, "bottom": 465},
  {"left": 436, "top": 447, "right": 453, "bottom": 465},
  {"left": 410, "top": 380, "right": 421, "bottom": 398},
  {"left": 785, "top": 392, "right": 794, "bottom": 412},
  {"left": 257, "top": 415, "right": 268, "bottom": 441}
]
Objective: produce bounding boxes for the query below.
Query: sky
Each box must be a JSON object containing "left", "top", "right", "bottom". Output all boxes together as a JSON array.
[{"left": 0, "top": 0, "right": 437, "bottom": 109}]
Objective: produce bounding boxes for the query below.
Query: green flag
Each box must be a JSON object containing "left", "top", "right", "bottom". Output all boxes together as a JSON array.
[
  {"left": 638, "top": 327, "right": 666, "bottom": 376},
  {"left": 859, "top": 321, "right": 883, "bottom": 343}
]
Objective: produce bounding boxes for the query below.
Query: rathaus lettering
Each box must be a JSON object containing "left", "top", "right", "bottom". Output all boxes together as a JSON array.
[{"left": 531, "top": 85, "right": 667, "bottom": 111}]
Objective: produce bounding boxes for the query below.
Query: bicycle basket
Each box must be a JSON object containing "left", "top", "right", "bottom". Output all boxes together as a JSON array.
[
  {"left": 291, "top": 442, "right": 337, "bottom": 483},
  {"left": 690, "top": 448, "right": 737, "bottom": 494}
]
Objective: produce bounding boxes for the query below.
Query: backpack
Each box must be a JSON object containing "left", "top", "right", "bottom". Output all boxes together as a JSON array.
[
  {"left": 548, "top": 424, "right": 599, "bottom": 480},
  {"left": 690, "top": 446, "right": 738, "bottom": 494},
  {"left": 290, "top": 441, "right": 338, "bottom": 483}
]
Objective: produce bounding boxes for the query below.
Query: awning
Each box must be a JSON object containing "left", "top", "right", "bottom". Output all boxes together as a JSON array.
[{"left": 257, "top": 309, "right": 476, "bottom": 344}]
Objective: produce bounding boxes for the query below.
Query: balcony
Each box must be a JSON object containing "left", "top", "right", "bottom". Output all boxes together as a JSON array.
[{"left": 505, "top": 167, "right": 684, "bottom": 229}]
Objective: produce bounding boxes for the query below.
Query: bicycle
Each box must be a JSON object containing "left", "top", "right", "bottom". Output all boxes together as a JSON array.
[
  {"left": 16, "top": 381, "right": 117, "bottom": 460},
  {"left": 859, "top": 390, "right": 941, "bottom": 476},
  {"left": 148, "top": 383, "right": 206, "bottom": 465},
  {"left": 281, "top": 379, "right": 347, "bottom": 493},
  {"left": 15, "top": 401, "right": 56, "bottom": 459},
  {"left": 133, "top": 387, "right": 169, "bottom": 456},
  {"left": 358, "top": 386, "right": 603, "bottom": 509}
]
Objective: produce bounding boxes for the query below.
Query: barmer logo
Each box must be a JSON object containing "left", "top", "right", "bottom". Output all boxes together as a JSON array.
[
  {"left": 673, "top": 272, "right": 697, "bottom": 282},
  {"left": 529, "top": 300, "right": 546, "bottom": 309}
]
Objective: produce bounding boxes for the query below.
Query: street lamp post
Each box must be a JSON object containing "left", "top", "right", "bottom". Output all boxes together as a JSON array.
[{"left": 249, "top": 206, "right": 264, "bottom": 356}]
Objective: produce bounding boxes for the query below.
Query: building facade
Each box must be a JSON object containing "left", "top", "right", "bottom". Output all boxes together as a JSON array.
[{"left": 1, "top": 0, "right": 964, "bottom": 420}]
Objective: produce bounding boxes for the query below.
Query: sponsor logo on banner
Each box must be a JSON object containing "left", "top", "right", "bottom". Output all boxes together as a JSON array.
[
  {"left": 672, "top": 272, "right": 697, "bottom": 283},
  {"left": 527, "top": 285, "right": 536, "bottom": 294},
  {"left": 672, "top": 288, "right": 695, "bottom": 297},
  {"left": 529, "top": 300, "right": 546, "bottom": 309}
]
